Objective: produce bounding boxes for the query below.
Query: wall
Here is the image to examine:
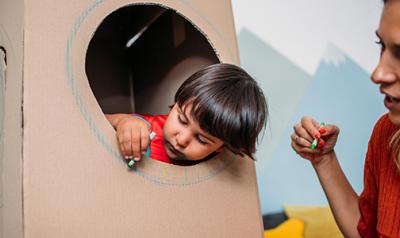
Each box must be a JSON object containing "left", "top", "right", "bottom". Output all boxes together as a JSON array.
[{"left": 231, "top": 0, "right": 386, "bottom": 214}]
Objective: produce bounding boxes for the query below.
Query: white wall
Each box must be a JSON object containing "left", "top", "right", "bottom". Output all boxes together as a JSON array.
[{"left": 233, "top": 0, "right": 381, "bottom": 75}]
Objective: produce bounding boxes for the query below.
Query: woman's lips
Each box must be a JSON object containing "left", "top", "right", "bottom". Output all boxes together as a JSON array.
[{"left": 384, "top": 94, "right": 400, "bottom": 111}]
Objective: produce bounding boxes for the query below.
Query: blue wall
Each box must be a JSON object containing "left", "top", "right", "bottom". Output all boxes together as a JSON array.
[{"left": 237, "top": 28, "right": 386, "bottom": 214}]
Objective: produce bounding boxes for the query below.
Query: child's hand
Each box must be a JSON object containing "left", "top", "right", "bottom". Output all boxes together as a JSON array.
[
  {"left": 290, "top": 116, "right": 340, "bottom": 167},
  {"left": 110, "top": 114, "right": 150, "bottom": 161}
]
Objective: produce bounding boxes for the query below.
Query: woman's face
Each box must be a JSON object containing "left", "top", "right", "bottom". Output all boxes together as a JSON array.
[{"left": 371, "top": 0, "right": 400, "bottom": 125}]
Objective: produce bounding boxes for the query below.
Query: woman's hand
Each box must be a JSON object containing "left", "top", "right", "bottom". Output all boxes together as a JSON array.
[{"left": 291, "top": 116, "right": 340, "bottom": 167}]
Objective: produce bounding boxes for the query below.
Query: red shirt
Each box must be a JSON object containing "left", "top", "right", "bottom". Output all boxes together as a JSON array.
[
  {"left": 357, "top": 114, "right": 400, "bottom": 237},
  {"left": 137, "top": 114, "right": 171, "bottom": 164},
  {"left": 136, "top": 114, "right": 217, "bottom": 166}
]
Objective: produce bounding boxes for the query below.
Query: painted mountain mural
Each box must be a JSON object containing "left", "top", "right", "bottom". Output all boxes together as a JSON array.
[
  {"left": 237, "top": 28, "right": 312, "bottom": 170},
  {"left": 238, "top": 28, "right": 386, "bottom": 214}
]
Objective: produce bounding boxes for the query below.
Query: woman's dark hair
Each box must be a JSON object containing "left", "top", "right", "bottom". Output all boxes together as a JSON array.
[{"left": 174, "top": 63, "right": 268, "bottom": 159}]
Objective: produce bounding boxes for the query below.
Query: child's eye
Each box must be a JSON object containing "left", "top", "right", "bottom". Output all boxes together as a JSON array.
[
  {"left": 178, "top": 115, "right": 188, "bottom": 125},
  {"left": 196, "top": 136, "right": 208, "bottom": 145}
]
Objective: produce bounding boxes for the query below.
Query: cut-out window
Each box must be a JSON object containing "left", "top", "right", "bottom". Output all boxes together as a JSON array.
[{"left": 85, "top": 5, "right": 220, "bottom": 115}]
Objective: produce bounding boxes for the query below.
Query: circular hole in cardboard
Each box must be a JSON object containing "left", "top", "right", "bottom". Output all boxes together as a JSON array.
[
  {"left": 85, "top": 4, "right": 220, "bottom": 115},
  {"left": 69, "top": 2, "right": 240, "bottom": 184}
]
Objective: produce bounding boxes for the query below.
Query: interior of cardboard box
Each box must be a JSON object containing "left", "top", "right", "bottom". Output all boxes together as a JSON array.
[{"left": 85, "top": 4, "right": 220, "bottom": 115}]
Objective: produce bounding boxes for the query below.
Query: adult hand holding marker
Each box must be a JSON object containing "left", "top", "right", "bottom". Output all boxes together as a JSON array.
[
  {"left": 311, "top": 122, "right": 326, "bottom": 150},
  {"left": 291, "top": 116, "right": 340, "bottom": 167}
]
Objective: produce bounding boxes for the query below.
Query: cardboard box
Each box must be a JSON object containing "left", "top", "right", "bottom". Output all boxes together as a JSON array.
[{"left": 0, "top": 0, "right": 264, "bottom": 237}]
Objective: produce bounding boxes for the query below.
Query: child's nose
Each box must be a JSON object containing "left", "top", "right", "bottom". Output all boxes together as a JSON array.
[{"left": 176, "top": 131, "right": 190, "bottom": 148}]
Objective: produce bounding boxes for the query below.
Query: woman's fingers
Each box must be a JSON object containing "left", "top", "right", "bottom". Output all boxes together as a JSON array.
[
  {"left": 291, "top": 137, "right": 319, "bottom": 154},
  {"left": 291, "top": 132, "right": 311, "bottom": 147},
  {"left": 301, "top": 116, "right": 321, "bottom": 139}
]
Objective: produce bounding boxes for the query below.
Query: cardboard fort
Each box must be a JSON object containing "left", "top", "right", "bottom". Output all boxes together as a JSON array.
[{"left": 0, "top": 0, "right": 264, "bottom": 237}]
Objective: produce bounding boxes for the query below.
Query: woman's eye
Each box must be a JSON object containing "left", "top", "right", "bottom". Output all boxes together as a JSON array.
[{"left": 375, "top": 39, "right": 385, "bottom": 52}]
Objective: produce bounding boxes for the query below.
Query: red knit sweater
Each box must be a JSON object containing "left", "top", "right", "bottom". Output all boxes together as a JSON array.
[{"left": 357, "top": 114, "right": 400, "bottom": 237}]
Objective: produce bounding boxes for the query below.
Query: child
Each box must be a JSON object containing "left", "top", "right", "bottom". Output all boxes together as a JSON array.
[{"left": 106, "top": 63, "right": 267, "bottom": 166}]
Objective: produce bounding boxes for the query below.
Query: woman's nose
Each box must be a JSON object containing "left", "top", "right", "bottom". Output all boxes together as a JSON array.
[{"left": 371, "top": 55, "right": 397, "bottom": 84}]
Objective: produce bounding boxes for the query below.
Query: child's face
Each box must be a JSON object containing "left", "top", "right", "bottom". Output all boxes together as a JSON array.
[{"left": 163, "top": 103, "right": 224, "bottom": 161}]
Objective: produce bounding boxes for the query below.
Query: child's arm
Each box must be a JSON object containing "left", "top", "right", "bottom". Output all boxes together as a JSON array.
[
  {"left": 105, "top": 114, "right": 150, "bottom": 161},
  {"left": 291, "top": 116, "right": 361, "bottom": 238}
]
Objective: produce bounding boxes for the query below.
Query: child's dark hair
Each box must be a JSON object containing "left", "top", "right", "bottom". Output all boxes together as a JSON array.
[{"left": 174, "top": 63, "right": 267, "bottom": 159}]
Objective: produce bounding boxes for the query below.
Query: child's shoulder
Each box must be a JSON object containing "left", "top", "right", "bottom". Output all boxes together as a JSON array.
[{"left": 136, "top": 113, "right": 168, "bottom": 128}]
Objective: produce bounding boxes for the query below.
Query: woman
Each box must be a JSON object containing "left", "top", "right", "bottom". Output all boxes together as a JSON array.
[{"left": 291, "top": 0, "right": 400, "bottom": 237}]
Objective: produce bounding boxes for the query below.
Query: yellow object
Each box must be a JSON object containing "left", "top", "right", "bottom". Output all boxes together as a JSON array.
[
  {"left": 264, "top": 218, "right": 304, "bottom": 238},
  {"left": 284, "top": 205, "right": 343, "bottom": 238}
]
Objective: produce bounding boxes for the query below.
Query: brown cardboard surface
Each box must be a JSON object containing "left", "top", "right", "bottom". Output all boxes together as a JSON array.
[
  {"left": 0, "top": 0, "right": 25, "bottom": 237},
  {"left": 2, "top": 0, "right": 263, "bottom": 237},
  {"left": 0, "top": 47, "right": 4, "bottom": 236}
]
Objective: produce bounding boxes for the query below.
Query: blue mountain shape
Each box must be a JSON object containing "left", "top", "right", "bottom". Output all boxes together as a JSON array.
[
  {"left": 259, "top": 43, "right": 386, "bottom": 214},
  {"left": 237, "top": 28, "right": 312, "bottom": 170}
]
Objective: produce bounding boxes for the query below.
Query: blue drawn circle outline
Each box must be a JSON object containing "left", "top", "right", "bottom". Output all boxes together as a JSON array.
[{"left": 65, "top": 0, "right": 236, "bottom": 186}]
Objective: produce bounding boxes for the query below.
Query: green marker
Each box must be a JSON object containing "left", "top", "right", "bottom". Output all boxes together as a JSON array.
[
  {"left": 311, "top": 138, "right": 318, "bottom": 150},
  {"left": 310, "top": 122, "right": 326, "bottom": 150},
  {"left": 127, "top": 159, "right": 135, "bottom": 168}
]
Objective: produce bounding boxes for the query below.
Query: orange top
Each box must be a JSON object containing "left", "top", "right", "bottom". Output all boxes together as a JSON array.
[{"left": 358, "top": 114, "right": 400, "bottom": 237}]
